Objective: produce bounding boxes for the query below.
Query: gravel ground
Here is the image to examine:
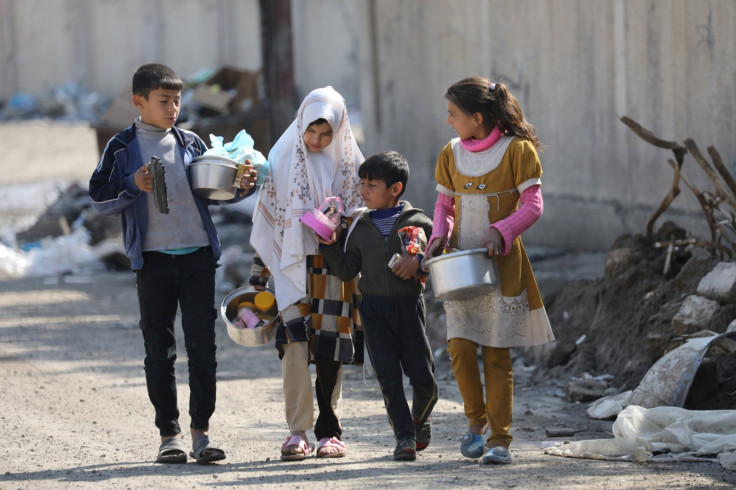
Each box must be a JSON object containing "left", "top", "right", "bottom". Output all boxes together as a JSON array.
[{"left": 1, "top": 121, "right": 735, "bottom": 489}]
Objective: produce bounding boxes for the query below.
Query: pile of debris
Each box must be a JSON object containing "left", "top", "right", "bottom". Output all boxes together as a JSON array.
[
  {"left": 537, "top": 117, "right": 736, "bottom": 414},
  {"left": 541, "top": 227, "right": 735, "bottom": 410}
]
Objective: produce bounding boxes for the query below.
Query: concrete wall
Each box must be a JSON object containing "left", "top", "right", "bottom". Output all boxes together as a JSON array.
[
  {"left": 2, "top": 0, "right": 735, "bottom": 251},
  {"left": 357, "top": 0, "right": 736, "bottom": 250},
  {"left": 0, "top": 0, "right": 262, "bottom": 100},
  {"left": 291, "top": 0, "right": 362, "bottom": 109}
]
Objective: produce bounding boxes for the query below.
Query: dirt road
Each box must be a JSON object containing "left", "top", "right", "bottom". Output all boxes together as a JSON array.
[{"left": 1, "top": 121, "right": 735, "bottom": 489}]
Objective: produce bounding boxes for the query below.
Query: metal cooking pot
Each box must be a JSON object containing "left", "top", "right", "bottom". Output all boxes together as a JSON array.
[
  {"left": 220, "top": 287, "right": 278, "bottom": 347},
  {"left": 190, "top": 155, "right": 248, "bottom": 200},
  {"left": 424, "top": 248, "right": 499, "bottom": 301}
]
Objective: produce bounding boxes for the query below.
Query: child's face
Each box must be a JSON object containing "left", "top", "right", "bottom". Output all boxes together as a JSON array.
[
  {"left": 446, "top": 100, "right": 484, "bottom": 140},
  {"left": 133, "top": 88, "right": 181, "bottom": 129},
  {"left": 360, "top": 178, "right": 401, "bottom": 210},
  {"left": 303, "top": 121, "right": 333, "bottom": 153}
]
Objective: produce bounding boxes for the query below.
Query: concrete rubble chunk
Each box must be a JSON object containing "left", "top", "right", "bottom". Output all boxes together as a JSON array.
[
  {"left": 696, "top": 262, "right": 736, "bottom": 304},
  {"left": 728, "top": 319, "right": 736, "bottom": 333},
  {"left": 566, "top": 378, "right": 608, "bottom": 403},
  {"left": 671, "top": 295, "right": 721, "bottom": 336}
]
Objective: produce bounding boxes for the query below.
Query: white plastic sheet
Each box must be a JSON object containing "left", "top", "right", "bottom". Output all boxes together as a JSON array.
[{"left": 544, "top": 405, "right": 736, "bottom": 471}]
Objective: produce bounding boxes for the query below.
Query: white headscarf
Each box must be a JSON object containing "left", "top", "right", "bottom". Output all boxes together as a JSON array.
[{"left": 250, "top": 86, "right": 364, "bottom": 309}]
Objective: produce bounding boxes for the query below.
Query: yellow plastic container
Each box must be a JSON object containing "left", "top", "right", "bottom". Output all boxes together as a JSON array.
[
  {"left": 254, "top": 291, "right": 276, "bottom": 312},
  {"left": 237, "top": 301, "right": 257, "bottom": 312}
]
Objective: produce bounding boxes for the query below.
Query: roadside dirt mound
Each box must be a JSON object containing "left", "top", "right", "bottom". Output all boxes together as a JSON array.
[{"left": 540, "top": 222, "right": 736, "bottom": 409}]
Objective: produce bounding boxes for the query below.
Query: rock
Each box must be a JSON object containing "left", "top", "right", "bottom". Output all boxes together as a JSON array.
[
  {"left": 696, "top": 262, "right": 736, "bottom": 304},
  {"left": 586, "top": 390, "right": 632, "bottom": 420},
  {"left": 644, "top": 330, "right": 672, "bottom": 359},
  {"left": 545, "top": 428, "right": 575, "bottom": 437},
  {"left": 671, "top": 256, "right": 720, "bottom": 294},
  {"left": 566, "top": 378, "right": 608, "bottom": 403},
  {"left": 671, "top": 294, "right": 720, "bottom": 335}
]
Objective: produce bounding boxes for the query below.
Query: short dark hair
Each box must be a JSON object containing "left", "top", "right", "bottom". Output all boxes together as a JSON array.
[
  {"left": 132, "top": 63, "right": 183, "bottom": 99},
  {"left": 359, "top": 151, "right": 410, "bottom": 197}
]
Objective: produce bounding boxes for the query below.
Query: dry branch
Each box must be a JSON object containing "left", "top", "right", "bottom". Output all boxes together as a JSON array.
[{"left": 621, "top": 116, "right": 736, "bottom": 258}]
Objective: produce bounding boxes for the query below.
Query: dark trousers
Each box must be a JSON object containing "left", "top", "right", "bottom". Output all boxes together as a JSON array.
[
  {"left": 314, "top": 354, "right": 343, "bottom": 440},
  {"left": 360, "top": 295, "right": 438, "bottom": 441},
  {"left": 136, "top": 247, "right": 218, "bottom": 437}
]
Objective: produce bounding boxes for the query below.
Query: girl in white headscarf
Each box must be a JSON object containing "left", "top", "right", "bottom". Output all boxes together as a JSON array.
[{"left": 250, "top": 86, "right": 364, "bottom": 460}]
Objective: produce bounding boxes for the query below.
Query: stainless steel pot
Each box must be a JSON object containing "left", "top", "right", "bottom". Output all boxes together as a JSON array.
[
  {"left": 190, "top": 155, "right": 247, "bottom": 200},
  {"left": 424, "top": 248, "right": 499, "bottom": 301},
  {"left": 220, "top": 287, "right": 278, "bottom": 347}
]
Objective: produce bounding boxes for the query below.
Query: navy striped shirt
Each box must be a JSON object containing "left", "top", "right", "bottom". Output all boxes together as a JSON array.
[{"left": 369, "top": 203, "right": 404, "bottom": 240}]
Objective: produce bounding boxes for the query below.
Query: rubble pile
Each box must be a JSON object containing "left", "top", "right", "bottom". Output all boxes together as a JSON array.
[
  {"left": 541, "top": 223, "right": 735, "bottom": 410},
  {"left": 539, "top": 116, "right": 736, "bottom": 413}
]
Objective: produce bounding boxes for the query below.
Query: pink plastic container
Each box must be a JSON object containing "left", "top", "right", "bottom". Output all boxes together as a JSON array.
[
  {"left": 237, "top": 306, "right": 261, "bottom": 329},
  {"left": 300, "top": 196, "right": 342, "bottom": 240},
  {"left": 300, "top": 211, "right": 337, "bottom": 240}
]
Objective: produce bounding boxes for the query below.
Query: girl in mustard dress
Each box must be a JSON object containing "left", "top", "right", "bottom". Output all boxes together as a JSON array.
[{"left": 423, "top": 77, "right": 554, "bottom": 465}]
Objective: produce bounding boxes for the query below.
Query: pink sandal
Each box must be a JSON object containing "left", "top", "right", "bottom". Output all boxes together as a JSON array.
[
  {"left": 317, "top": 437, "right": 346, "bottom": 458},
  {"left": 280, "top": 435, "right": 315, "bottom": 461}
]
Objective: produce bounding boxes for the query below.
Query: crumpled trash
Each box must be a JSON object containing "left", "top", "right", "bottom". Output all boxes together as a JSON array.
[
  {"left": 2, "top": 93, "right": 37, "bottom": 118},
  {"left": 205, "top": 129, "right": 269, "bottom": 185},
  {"left": 0, "top": 227, "right": 104, "bottom": 278}
]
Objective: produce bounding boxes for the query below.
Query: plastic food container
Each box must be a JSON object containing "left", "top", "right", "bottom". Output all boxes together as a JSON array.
[
  {"left": 254, "top": 291, "right": 276, "bottom": 312},
  {"left": 300, "top": 196, "right": 342, "bottom": 240}
]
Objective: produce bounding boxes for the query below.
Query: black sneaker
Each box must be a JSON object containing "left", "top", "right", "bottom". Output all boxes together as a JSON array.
[
  {"left": 393, "top": 438, "right": 417, "bottom": 461},
  {"left": 414, "top": 419, "right": 431, "bottom": 451}
]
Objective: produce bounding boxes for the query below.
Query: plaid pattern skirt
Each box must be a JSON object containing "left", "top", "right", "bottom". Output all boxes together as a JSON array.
[{"left": 307, "top": 254, "right": 363, "bottom": 365}]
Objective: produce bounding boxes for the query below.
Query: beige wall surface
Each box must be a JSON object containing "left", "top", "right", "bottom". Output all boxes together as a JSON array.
[
  {"left": 1, "top": 0, "right": 734, "bottom": 250},
  {"left": 0, "top": 0, "right": 262, "bottom": 99},
  {"left": 357, "top": 0, "right": 736, "bottom": 249}
]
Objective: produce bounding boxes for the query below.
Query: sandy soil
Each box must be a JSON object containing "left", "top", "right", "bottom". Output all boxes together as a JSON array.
[{"left": 1, "top": 121, "right": 735, "bottom": 489}]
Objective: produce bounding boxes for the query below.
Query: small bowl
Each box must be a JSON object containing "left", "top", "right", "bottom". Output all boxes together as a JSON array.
[
  {"left": 424, "top": 248, "right": 500, "bottom": 301},
  {"left": 220, "top": 287, "right": 278, "bottom": 346}
]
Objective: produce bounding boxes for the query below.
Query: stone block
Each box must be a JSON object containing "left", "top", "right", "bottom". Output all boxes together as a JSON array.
[
  {"left": 566, "top": 378, "right": 608, "bottom": 403},
  {"left": 696, "top": 262, "right": 736, "bottom": 304},
  {"left": 671, "top": 295, "right": 720, "bottom": 336}
]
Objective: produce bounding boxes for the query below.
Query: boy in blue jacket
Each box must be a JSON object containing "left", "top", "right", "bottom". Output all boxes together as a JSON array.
[
  {"left": 89, "top": 63, "right": 257, "bottom": 464},
  {"left": 318, "top": 151, "right": 438, "bottom": 461}
]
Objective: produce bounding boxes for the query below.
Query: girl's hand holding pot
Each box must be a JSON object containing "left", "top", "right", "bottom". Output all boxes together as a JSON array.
[
  {"left": 421, "top": 237, "right": 443, "bottom": 272},
  {"left": 482, "top": 227, "right": 504, "bottom": 257}
]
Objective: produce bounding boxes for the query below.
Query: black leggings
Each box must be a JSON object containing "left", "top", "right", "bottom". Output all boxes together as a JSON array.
[{"left": 314, "top": 355, "right": 343, "bottom": 440}]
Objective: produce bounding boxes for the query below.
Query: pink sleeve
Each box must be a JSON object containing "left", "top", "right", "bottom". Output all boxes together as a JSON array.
[
  {"left": 429, "top": 193, "right": 455, "bottom": 247},
  {"left": 492, "top": 185, "right": 543, "bottom": 255}
]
